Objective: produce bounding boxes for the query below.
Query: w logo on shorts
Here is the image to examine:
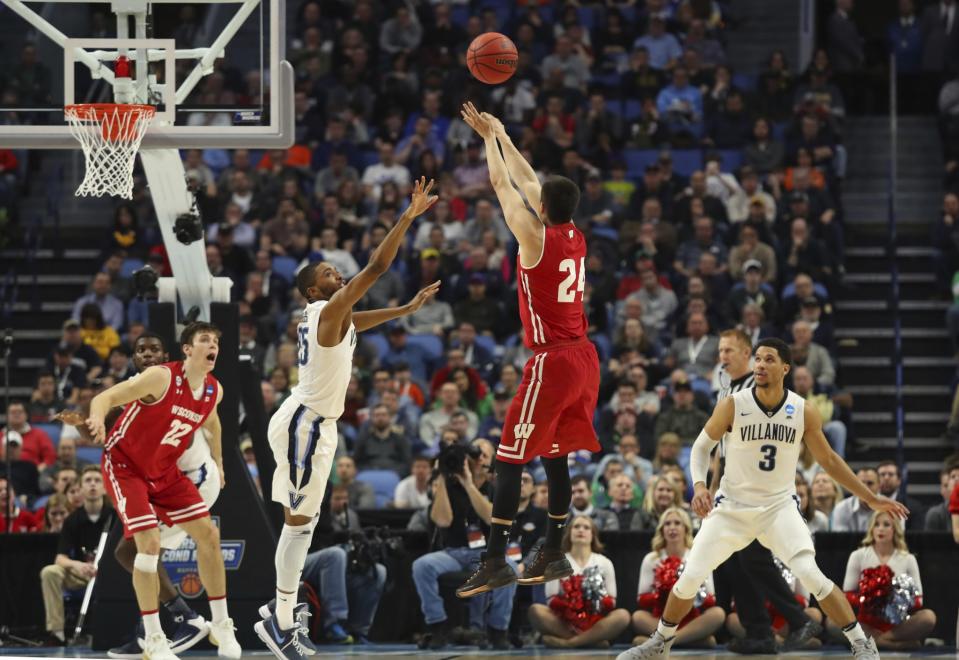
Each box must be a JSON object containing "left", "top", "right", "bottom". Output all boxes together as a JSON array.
[{"left": 513, "top": 423, "right": 536, "bottom": 439}]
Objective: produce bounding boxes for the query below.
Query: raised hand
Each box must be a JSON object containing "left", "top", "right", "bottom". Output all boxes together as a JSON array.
[
  {"left": 461, "top": 101, "right": 493, "bottom": 139},
  {"left": 868, "top": 494, "right": 910, "bottom": 521},
  {"left": 408, "top": 177, "right": 438, "bottom": 216},
  {"left": 407, "top": 281, "right": 441, "bottom": 313},
  {"left": 481, "top": 111, "right": 507, "bottom": 138},
  {"left": 55, "top": 411, "right": 87, "bottom": 427}
]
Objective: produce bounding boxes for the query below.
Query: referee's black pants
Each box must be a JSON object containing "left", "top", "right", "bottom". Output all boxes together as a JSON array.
[{"left": 713, "top": 540, "right": 808, "bottom": 640}]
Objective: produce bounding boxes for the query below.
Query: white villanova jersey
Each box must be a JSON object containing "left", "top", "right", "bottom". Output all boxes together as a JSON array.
[
  {"left": 290, "top": 299, "right": 357, "bottom": 418},
  {"left": 720, "top": 387, "right": 805, "bottom": 507}
]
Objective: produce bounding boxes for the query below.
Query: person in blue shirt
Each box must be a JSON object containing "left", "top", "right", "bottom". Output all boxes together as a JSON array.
[
  {"left": 888, "top": 0, "right": 923, "bottom": 73},
  {"left": 656, "top": 67, "right": 704, "bottom": 140},
  {"left": 632, "top": 17, "right": 683, "bottom": 71},
  {"left": 381, "top": 326, "right": 433, "bottom": 382}
]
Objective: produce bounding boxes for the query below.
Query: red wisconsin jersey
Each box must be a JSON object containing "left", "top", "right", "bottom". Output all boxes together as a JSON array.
[
  {"left": 105, "top": 361, "right": 219, "bottom": 480},
  {"left": 517, "top": 222, "right": 589, "bottom": 349}
]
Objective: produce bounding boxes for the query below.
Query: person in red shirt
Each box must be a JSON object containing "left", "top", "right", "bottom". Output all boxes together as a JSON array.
[
  {"left": 2, "top": 401, "right": 56, "bottom": 470},
  {"left": 85, "top": 322, "right": 240, "bottom": 660},
  {"left": 456, "top": 104, "right": 601, "bottom": 601},
  {"left": 0, "top": 475, "right": 40, "bottom": 533},
  {"left": 950, "top": 480, "right": 959, "bottom": 544}
]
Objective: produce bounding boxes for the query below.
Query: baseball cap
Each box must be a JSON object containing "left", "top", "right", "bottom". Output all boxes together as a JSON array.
[
  {"left": 789, "top": 191, "right": 809, "bottom": 204},
  {"left": 801, "top": 296, "right": 821, "bottom": 307},
  {"left": 5, "top": 430, "right": 22, "bottom": 446},
  {"left": 239, "top": 438, "right": 253, "bottom": 452},
  {"left": 469, "top": 273, "right": 487, "bottom": 285},
  {"left": 673, "top": 379, "right": 692, "bottom": 392},
  {"left": 420, "top": 248, "right": 440, "bottom": 260},
  {"left": 743, "top": 259, "right": 763, "bottom": 273},
  {"left": 493, "top": 385, "right": 511, "bottom": 401},
  {"left": 644, "top": 163, "right": 662, "bottom": 174},
  {"left": 62, "top": 319, "right": 80, "bottom": 330},
  {"left": 586, "top": 172, "right": 602, "bottom": 182}
]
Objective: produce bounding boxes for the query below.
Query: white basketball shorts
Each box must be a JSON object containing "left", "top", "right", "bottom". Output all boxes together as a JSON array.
[{"left": 267, "top": 396, "right": 338, "bottom": 518}]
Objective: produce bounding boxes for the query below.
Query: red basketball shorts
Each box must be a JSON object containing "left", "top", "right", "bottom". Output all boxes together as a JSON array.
[
  {"left": 103, "top": 451, "right": 209, "bottom": 538},
  {"left": 497, "top": 337, "right": 600, "bottom": 464}
]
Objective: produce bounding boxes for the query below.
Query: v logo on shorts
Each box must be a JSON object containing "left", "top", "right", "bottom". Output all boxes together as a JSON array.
[{"left": 289, "top": 491, "right": 305, "bottom": 510}]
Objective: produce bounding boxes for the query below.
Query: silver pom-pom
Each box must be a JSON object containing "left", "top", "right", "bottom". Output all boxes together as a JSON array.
[
  {"left": 773, "top": 557, "right": 796, "bottom": 592},
  {"left": 882, "top": 574, "right": 918, "bottom": 626},
  {"left": 676, "top": 560, "right": 709, "bottom": 608},
  {"left": 581, "top": 565, "right": 609, "bottom": 614}
]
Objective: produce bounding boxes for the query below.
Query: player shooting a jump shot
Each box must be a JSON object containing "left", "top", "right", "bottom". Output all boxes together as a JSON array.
[
  {"left": 616, "top": 338, "right": 909, "bottom": 660},
  {"left": 453, "top": 102, "right": 602, "bottom": 598}
]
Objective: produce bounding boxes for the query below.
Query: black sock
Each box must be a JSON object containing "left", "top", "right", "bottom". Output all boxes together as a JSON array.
[
  {"left": 486, "top": 520, "right": 512, "bottom": 557},
  {"left": 543, "top": 514, "right": 568, "bottom": 550}
]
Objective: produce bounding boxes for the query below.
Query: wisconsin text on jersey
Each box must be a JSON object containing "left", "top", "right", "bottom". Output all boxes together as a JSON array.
[{"left": 171, "top": 406, "right": 205, "bottom": 424}]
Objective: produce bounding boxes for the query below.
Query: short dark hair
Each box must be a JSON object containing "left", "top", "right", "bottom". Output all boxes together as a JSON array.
[
  {"left": 541, "top": 176, "right": 580, "bottom": 223},
  {"left": 876, "top": 459, "right": 900, "bottom": 477},
  {"left": 81, "top": 464, "right": 102, "bottom": 478},
  {"left": 411, "top": 455, "right": 431, "bottom": 465},
  {"left": 36, "top": 370, "right": 55, "bottom": 383},
  {"left": 296, "top": 262, "right": 321, "bottom": 298},
  {"left": 180, "top": 322, "right": 221, "bottom": 347},
  {"left": 754, "top": 337, "right": 791, "bottom": 365},
  {"left": 135, "top": 331, "right": 167, "bottom": 352},
  {"left": 571, "top": 474, "right": 591, "bottom": 488}
]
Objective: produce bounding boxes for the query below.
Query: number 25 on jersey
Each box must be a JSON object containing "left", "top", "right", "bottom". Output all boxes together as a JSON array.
[{"left": 557, "top": 257, "right": 586, "bottom": 303}]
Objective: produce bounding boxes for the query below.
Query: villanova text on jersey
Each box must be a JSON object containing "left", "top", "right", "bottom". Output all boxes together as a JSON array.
[{"left": 738, "top": 422, "right": 798, "bottom": 444}]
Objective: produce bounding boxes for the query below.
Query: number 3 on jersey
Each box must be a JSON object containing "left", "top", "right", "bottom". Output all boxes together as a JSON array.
[
  {"left": 557, "top": 257, "right": 586, "bottom": 303},
  {"left": 297, "top": 324, "right": 309, "bottom": 366}
]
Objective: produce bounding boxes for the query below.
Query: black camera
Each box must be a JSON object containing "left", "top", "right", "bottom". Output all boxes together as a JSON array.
[
  {"left": 345, "top": 527, "right": 403, "bottom": 575},
  {"left": 436, "top": 440, "right": 482, "bottom": 481},
  {"left": 131, "top": 265, "right": 159, "bottom": 300},
  {"left": 173, "top": 211, "right": 203, "bottom": 245}
]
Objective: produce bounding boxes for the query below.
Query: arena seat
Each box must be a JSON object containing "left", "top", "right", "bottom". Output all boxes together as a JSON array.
[
  {"left": 363, "top": 333, "right": 389, "bottom": 361},
  {"left": 35, "top": 423, "right": 61, "bottom": 447},
  {"left": 356, "top": 470, "right": 400, "bottom": 508},
  {"left": 623, "top": 149, "right": 658, "bottom": 178},
  {"left": 406, "top": 333, "right": 444, "bottom": 362},
  {"left": 670, "top": 150, "right": 704, "bottom": 176},
  {"left": 718, "top": 149, "right": 744, "bottom": 173},
  {"left": 622, "top": 99, "right": 643, "bottom": 121},
  {"left": 271, "top": 256, "right": 298, "bottom": 284},
  {"left": 120, "top": 258, "right": 145, "bottom": 278},
  {"left": 76, "top": 446, "right": 103, "bottom": 465},
  {"left": 473, "top": 334, "right": 497, "bottom": 356}
]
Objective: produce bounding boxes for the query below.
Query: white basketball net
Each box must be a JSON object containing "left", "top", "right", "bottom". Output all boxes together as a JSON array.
[{"left": 64, "top": 104, "right": 156, "bottom": 199}]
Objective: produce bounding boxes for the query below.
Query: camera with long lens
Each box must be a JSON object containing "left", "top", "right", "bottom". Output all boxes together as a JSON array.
[{"left": 436, "top": 440, "right": 483, "bottom": 481}]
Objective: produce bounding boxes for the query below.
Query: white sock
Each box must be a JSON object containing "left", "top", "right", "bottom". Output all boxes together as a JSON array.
[
  {"left": 208, "top": 596, "right": 228, "bottom": 623},
  {"left": 842, "top": 621, "right": 867, "bottom": 643},
  {"left": 656, "top": 618, "right": 678, "bottom": 641},
  {"left": 143, "top": 611, "right": 163, "bottom": 637},
  {"left": 275, "top": 522, "right": 313, "bottom": 630}
]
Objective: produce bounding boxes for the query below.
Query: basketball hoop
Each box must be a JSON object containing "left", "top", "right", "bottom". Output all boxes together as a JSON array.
[{"left": 64, "top": 103, "right": 156, "bottom": 199}]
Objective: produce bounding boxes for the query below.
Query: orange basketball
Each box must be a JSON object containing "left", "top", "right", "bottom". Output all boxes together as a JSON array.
[{"left": 467, "top": 32, "right": 518, "bottom": 85}]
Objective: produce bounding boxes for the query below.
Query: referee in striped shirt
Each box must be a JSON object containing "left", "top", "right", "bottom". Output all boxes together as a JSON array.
[{"left": 709, "top": 330, "right": 822, "bottom": 653}]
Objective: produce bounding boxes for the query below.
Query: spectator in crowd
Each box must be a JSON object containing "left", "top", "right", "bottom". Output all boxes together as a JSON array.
[
  {"left": 411, "top": 439, "right": 513, "bottom": 650},
  {"left": 653, "top": 378, "right": 710, "bottom": 446},
  {"left": 361, "top": 141, "right": 410, "bottom": 202},
  {"left": 39, "top": 466, "right": 112, "bottom": 644},
  {"left": 779, "top": 217, "right": 832, "bottom": 285},
  {"left": 78, "top": 304, "right": 121, "bottom": 362},
  {"left": 394, "top": 456, "right": 432, "bottom": 509},
  {"left": 657, "top": 67, "right": 704, "bottom": 141},
  {"left": 2, "top": 401, "right": 56, "bottom": 470},
  {"left": 603, "top": 473, "right": 646, "bottom": 531},
  {"left": 839, "top": 511, "right": 937, "bottom": 649},
  {"left": 382, "top": 326, "right": 433, "bottom": 383},
  {"left": 27, "top": 371, "right": 66, "bottom": 424},
  {"left": 0, "top": 475, "right": 39, "bottom": 532},
  {"left": 876, "top": 461, "right": 924, "bottom": 531},
  {"left": 633, "top": 507, "right": 724, "bottom": 646},
  {"left": 666, "top": 314, "right": 719, "bottom": 381},
  {"left": 400, "top": 286, "right": 454, "bottom": 336},
  {"left": 925, "top": 462, "right": 959, "bottom": 531},
  {"left": 809, "top": 472, "right": 843, "bottom": 530},
  {"left": 51, "top": 320, "right": 101, "bottom": 387},
  {"left": 38, "top": 437, "right": 89, "bottom": 494},
  {"left": 726, "top": 260, "right": 778, "bottom": 323},
  {"left": 334, "top": 456, "right": 375, "bottom": 509},
  {"left": 790, "top": 320, "right": 835, "bottom": 388},
  {"left": 632, "top": 269, "right": 678, "bottom": 340},
  {"left": 527, "top": 515, "right": 631, "bottom": 648},
  {"left": 353, "top": 404, "right": 411, "bottom": 475},
  {"left": 797, "top": 477, "right": 831, "bottom": 534},
  {"left": 71, "top": 272, "right": 124, "bottom": 331},
  {"left": 419, "top": 383, "right": 479, "bottom": 454},
  {"left": 633, "top": 16, "right": 682, "bottom": 70},
  {"left": 453, "top": 274, "right": 502, "bottom": 336},
  {"left": 744, "top": 118, "right": 785, "bottom": 176},
  {"left": 792, "top": 366, "right": 848, "bottom": 458},
  {"left": 1, "top": 432, "right": 40, "bottom": 501},
  {"left": 569, "top": 475, "right": 619, "bottom": 531},
  {"left": 41, "top": 493, "right": 71, "bottom": 534},
  {"left": 832, "top": 467, "right": 880, "bottom": 532},
  {"left": 640, "top": 475, "right": 687, "bottom": 533},
  {"left": 918, "top": 0, "right": 959, "bottom": 74}
]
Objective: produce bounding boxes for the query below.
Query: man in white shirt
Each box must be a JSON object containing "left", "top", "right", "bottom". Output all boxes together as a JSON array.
[
  {"left": 832, "top": 467, "right": 880, "bottom": 532},
  {"left": 361, "top": 141, "right": 411, "bottom": 202},
  {"left": 315, "top": 228, "right": 360, "bottom": 279},
  {"left": 394, "top": 456, "right": 432, "bottom": 509}
]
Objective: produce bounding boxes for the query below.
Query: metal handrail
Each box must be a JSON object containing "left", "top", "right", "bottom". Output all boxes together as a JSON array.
[{"left": 888, "top": 54, "right": 906, "bottom": 480}]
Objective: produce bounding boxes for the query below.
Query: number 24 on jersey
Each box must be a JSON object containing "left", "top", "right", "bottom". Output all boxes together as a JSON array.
[{"left": 557, "top": 257, "right": 586, "bottom": 303}]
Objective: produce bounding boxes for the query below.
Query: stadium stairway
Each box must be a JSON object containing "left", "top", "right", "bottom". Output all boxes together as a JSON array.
[
  {"left": 837, "top": 116, "right": 949, "bottom": 503},
  {"left": 0, "top": 226, "right": 104, "bottom": 422}
]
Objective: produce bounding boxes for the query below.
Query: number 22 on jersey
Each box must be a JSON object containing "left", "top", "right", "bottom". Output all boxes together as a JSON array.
[{"left": 557, "top": 257, "right": 586, "bottom": 303}]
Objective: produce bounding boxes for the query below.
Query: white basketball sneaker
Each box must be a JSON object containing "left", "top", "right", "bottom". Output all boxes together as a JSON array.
[
  {"left": 851, "top": 637, "right": 880, "bottom": 660},
  {"left": 209, "top": 618, "right": 242, "bottom": 659},
  {"left": 141, "top": 632, "right": 179, "bottom": 660},
  {"left": 615, "top": 630, "right": 674, "bottom": 660}
]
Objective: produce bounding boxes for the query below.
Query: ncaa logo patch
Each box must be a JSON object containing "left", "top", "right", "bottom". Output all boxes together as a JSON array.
[{"left": 784, "top": 404, "right": 795, "bottom": 415}]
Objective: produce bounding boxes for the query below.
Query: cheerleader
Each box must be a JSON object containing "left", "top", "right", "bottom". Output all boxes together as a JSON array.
[
  {"left": 834, "top": 511, "right": 937, "bottom": 650},
  {"left": 528, "top": 515, "right": 631, "bottom": 648},
  {"left": 632, "top": 507, "right": 725, "bottom": 647}
]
